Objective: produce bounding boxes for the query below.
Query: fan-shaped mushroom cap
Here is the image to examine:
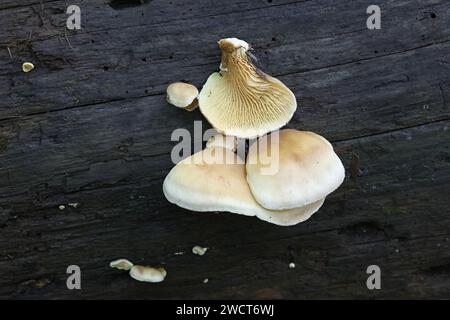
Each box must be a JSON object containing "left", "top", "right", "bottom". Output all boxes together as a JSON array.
[
  {"left": 166, "top": 82, "right": 198, "bottom": 111},
  {"left": 163, "top": 146, "right": 324, "bottom": 226},
  {"left": 246, "top": 129, "right": 345, "bottom": 210},
  {"left": 197, "top": 38, "right": 297, "bottom": 139}
]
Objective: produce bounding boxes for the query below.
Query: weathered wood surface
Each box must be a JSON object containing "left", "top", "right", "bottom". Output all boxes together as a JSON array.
[{"left": 0, "top": 0, "right": 449, "bottom": 299}]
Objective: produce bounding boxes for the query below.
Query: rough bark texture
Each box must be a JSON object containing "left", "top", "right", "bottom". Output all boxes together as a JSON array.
[{"left": 0, "top": 0, "right": 449, "bottom": 299}]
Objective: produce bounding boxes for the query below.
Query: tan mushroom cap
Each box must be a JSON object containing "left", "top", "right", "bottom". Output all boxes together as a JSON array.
[
  {"left": 163, "top": 146, "right": 325, "bottom": 226},
  {"left": 166, "top": 82, "right": 199, "bottom": 111},
  {"left": 246, "top": 129, "right": 345, "bottom": 210},
  {"left": 198, "top": 38, "right": 297, "bottom": 139},
  {"left": 205, "top": 133, "right": 238, "bottom": 152}
]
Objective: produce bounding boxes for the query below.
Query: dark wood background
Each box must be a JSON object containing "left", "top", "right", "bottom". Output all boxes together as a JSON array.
[{"left": 0, "top": 0, "right": 449, "bottom": 299}]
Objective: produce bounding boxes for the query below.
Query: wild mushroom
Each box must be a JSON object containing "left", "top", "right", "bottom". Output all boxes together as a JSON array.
[
  {"left": 246, "top": 129, "right": 345, "bottom": 210},
  {"left": 129, "top": 265, "right": 167, "bottom": 283},
  {"left": 197, "top": 38, "right": 297, "bottom": 139},
  {"left": 109, "top": 258, "right": 134, "bottom": 271},
  {"left": 166, "top": 82, "right": 198, "bottom": 111},
  {"left": 162, "top": 146, "right": 324, "bottom": 226},
  {"left": 205, "top": 133, "right": 238, "bottom": 152}
]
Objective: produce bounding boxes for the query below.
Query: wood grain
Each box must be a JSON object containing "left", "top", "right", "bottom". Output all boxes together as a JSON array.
[{"left": 0, "top": 0, "right": 449, "bottom": 299}]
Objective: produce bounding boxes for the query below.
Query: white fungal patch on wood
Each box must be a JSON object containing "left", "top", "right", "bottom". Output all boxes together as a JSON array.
[
  {"left": 192, "top": 246, "right": 208, "bottom": 256},
  {"left": 58, "top": 205, "right": 65, "bottom": 210},
  {"left": 289, "top": 262, "right": 296, "bottom": 269}
]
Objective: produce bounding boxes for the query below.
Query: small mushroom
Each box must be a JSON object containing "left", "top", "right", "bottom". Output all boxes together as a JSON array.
[
  {"left": 109, "top": 258, "right": 134, "bottom": 271},
  {"left": 163, "top": 145, "right": 324, "bottom": 226},
  {"left": 129, "top": 265, "right": 167, "bottom": 283},
  {"left": 166, "top": 82, "right": 199, "bottom": 111},
  {"left": 198, "top": 38, "right": 297, "bottom": 138},
  {"left": 246, "top": 129, "right": 345, "bottom": 210},
  {"left": 22, "top": 62, "right": 34, "bottom": 73}
]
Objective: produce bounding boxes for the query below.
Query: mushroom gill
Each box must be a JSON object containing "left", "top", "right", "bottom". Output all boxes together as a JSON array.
[{"left": 198, "top": 38, "right": 297, "bottom": 139}]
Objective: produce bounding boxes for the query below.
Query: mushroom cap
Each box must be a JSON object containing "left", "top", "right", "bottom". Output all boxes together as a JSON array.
[
  {"left": 163, "top": 147, "right": 254, "bottom": 216},
  {"left": 205, "top": 133, "right": 238, "bottom": 152},
  {"left": 163, "top": 146, "right": 325, "bottom": 226},
  {"left": 198, "top": 38, "right": 297, "bottom": 139},
  {"left": 109, "top": 258, "right": 134, "bottom": 271},
  {"left": 166, "top": 82, "right": 199, "bottom": 110},
  {"left": 246, "top": 129, "right": 345, "bottom": 210},
  {"left": 256, "top": 198, "right": 325, "bottom": 226},
  {"left": 129, "top": 265, "right": 166, "bottom": 283}
]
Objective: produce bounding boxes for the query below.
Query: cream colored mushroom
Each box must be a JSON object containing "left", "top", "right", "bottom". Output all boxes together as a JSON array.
[
  {"left": 206, "top": 133, "right": 238, "bottom": 152},
  {"left": 166, "top": 82, "right": 198, "bottom": 111},
  {"left": 129, "top": 265, "right": 167, "bottom": 283},
  {"left": 246, "top": 129, "right": 345, "bottom": 210},
  {"left": 197, "top": 38, "right": 297, "bottom": 139},
  {"left": 109, "top": 258, "right": 134, "bottom": 271},
  {"left": 162, "top": 146, "right": 324, "bottom": 226}
]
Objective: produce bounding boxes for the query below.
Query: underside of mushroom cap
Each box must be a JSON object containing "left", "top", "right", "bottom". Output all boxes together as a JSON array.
[
  {"left": 198, "top": 38, "right": 297, "bottom": 139},
  {"left": 163, "top": 146, "right": 325, "bottom": 226},
  {"left": 246, "top": 129, "right": 345, "bottom": 210},
  {"left": 256, "top": 198, "right": 325, "bottom": 226}
]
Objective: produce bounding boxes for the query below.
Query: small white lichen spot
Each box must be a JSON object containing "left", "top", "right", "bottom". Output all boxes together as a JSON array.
[
  {"left": 129, "top": 265, "right": 166, "bottom": 283},
  {"left": 109, "top": 259, "right": 134, "bottom": 271},
  {"left": 174, "top": 252, "right": 184, "bottom": 256},
  {"left": 203, "top": 278, "right": 209, "bottom": 284},
  {"left": 22, "top": 62, "right": 34, "bottom": 73},
  {"left": 289, "top": 262, "right": 296, "bottom": 269},
  {"left": 58, "top": 205, "right": 65, "bottom": 210},
  {"left": 192, "top": 246, "right": 208, "bottom": 256}
]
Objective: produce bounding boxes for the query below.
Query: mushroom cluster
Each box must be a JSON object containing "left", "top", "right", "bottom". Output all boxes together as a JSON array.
[{"left": 163, "top": 38, "right": 344, "bottom": 226}]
